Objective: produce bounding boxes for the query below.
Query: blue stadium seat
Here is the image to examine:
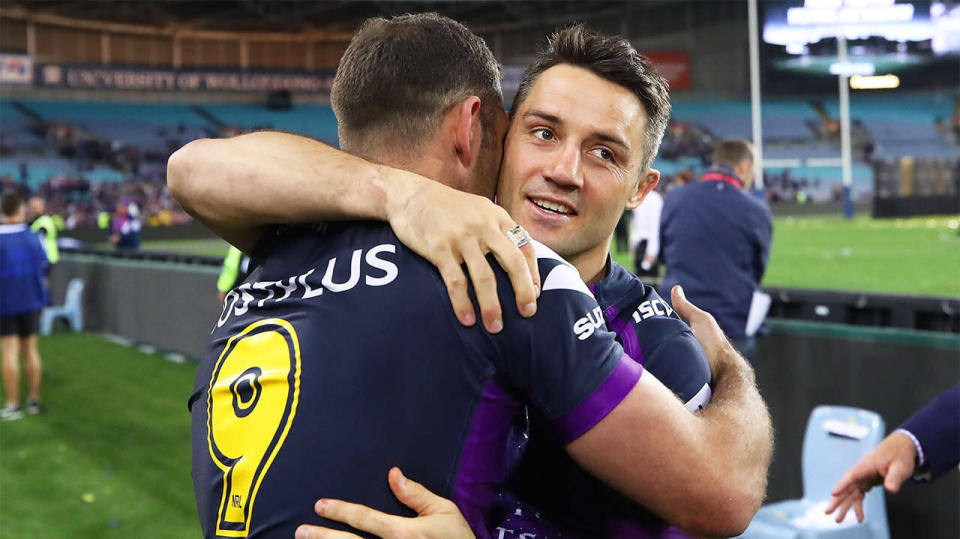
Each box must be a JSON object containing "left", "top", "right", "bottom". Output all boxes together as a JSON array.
[
  {"left": 738, "top": 406, "right": 889, "bottom": 539},
  {"left": 40, "top": 278, "right": 85, "bottom": 335}
]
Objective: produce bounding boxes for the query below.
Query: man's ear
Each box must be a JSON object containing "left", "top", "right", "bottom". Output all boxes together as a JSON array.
[
  {"left": 453, "top": 96, "right": 483, "bottom": 169},
  {"left": 626, "top": 168, "right": 660, "bottom": 210},
  {"left": 734, "top": 158, "right": 753, "bottom": 182}
]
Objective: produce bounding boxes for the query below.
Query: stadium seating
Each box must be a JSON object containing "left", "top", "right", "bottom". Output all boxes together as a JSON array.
[
  {"left": 738, "top": 406, "right": 889, "bottom": 539},
  {"left": 40, "top": 277, "right": 85, "bottom": 335}
]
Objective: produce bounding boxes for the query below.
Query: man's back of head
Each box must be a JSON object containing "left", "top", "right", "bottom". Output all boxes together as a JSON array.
[
  {"left": 331, "top": 13, "right": 503, "bottom": 161},
  {"left": 710, "top": 138, "right": 755, "bottom": 189},
  {"left": 2, "top": 192, "right": 26, "bottom": 223}
]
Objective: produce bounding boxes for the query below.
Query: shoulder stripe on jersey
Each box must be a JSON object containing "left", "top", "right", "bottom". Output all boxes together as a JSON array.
[
  {"left": 542, "top": 263, "right": 593, "bottom": 298},
  {"left": 531, "top": 239, "right": 564, "bottom": 263},
  {"left": 531, "top": 240, "right": 594, "bottom": 298}
]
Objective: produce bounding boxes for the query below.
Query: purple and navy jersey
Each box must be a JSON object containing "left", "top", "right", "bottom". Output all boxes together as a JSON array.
[
  {"left": 0, "top": 224, "right": 49, "bottom": 316},
  {"left": 188, "top": 222, "right": 640, "bottom": 539},
  {"left": 499, "top": 260, "right": 712, "bottom": 539}
]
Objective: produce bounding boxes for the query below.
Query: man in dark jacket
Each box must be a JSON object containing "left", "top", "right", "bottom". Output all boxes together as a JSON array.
[{"left": 660, "top": 138, "right": 772, "bottom": 358}]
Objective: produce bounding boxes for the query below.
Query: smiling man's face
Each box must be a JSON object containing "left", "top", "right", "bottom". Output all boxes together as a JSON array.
[{"left": 496, "top": 63, "right": 655, "bottom": 277}]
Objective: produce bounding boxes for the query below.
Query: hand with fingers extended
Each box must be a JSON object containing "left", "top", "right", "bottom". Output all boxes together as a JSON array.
[
  {"left": 384, "top": 169, "right": 540, "bottom": 334},
  {"left": 669, "top": 285, "right": 733, "bottom": 376},
  {"left": 295, "top": 467, "right": 474, "bottom": 539},
  {"left": 824, "top": 431, "right": 917, "bottom": 523}
]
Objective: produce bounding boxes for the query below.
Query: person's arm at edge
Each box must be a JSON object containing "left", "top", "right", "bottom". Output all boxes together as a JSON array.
[
  {"left": 167, "top": 130, "right": 540, "bottom": 332},
  {"left": 826, "top": 384, "right": 960, "bottom": 522},
  {"left": 565, "top": 286, "right": 772, "bottom": 537}
]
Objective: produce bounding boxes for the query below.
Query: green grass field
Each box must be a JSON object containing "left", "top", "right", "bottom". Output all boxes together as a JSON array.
[
  {"left": 0, "top": 333, "right": 198, "bottom": 538},
  {"left": 609, "top": 214, "right": 959, "bottom": 297}
]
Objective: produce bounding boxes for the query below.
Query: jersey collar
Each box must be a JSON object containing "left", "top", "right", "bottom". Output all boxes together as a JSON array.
[
  {"left": 701, "top": 165, "right": 744, "bottom": 189},
  {"left": 0, "top": 223, "right": 28, "bottom": 234}
]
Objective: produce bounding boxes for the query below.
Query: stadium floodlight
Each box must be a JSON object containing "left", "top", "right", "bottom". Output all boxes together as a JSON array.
[
  {"left": 850, "top": 74, "right": 900, "bottom": 88},
  {"left": 785, "top": 43, "right": 807, "bottom": 54},
  {"left": 787, "top": 1, "right": 913, "bottom": 26}
]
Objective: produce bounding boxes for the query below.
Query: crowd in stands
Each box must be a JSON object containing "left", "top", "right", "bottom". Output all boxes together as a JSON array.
[
  {"left": 0, "top": 174, "right": 190, "bottom": 230},
  {"left": 1, "top": 93, "right": 957, "bottom": 224},
  {"left": 0, "top": 108, "right": 211, "bottom": 229}
]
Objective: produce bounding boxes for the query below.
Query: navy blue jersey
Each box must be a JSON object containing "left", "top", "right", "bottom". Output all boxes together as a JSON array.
[
  {"left": 499, "top": 260, "right": 712, "bottom": 539},
  {"left": 112, "top": 215, "right": 141, "bottom": 250},
  {"left": 0, "top": 224, "right": 48, "bottom": 316},
  {"left": 189, "top": 222, "right": 641, "bottom": 539}
]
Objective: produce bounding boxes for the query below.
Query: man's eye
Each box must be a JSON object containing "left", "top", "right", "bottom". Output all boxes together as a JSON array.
[
  {"left": 532, "top": 128, "right": 554, "bottom": 141},
  {"left": 591, "top": 148, "right": 615, "bottom": 162}
]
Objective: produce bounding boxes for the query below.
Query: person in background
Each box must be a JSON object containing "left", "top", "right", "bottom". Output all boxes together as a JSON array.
[
  {"left": 826, "top": 384, "right": 960, "bottom": 523},
  {"left": 0, "top": 192, "right": 48, "bottom": 420},
  {"left": 672, "top": 167, "right": 694, "bottom": 190},
  {"left": 628, "top": 186, "right": 662, "bottom": 278},
  {"left": 28, "top": 196, "right": 59, "bottom": 266},
  {"left": 613, "top": 211, "right": 630, "bottom": 255},
  {"left": 660, "top": 138, "right": 772, "bottom": 360},
  {"left": 109, "top": 199, "right": 141, "bottom": 253},
  {"left": 215, "top": 246, "right": 251, "bottom": 304}
]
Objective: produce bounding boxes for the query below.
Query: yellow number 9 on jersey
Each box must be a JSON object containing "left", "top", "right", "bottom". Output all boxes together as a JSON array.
[{"left": 207, "top": 318, "right": 302, "bottom": 537}]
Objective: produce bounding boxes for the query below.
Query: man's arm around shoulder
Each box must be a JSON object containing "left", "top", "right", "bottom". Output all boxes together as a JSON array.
[
  {"left": 167, "top": 132, "right": 391, "bottom": 252},
  {"left": 567, "top": 286, "right": 772, "bottom": 537},
  {"left": 167, "top": 131, "right": 540, "bottom": 333}
]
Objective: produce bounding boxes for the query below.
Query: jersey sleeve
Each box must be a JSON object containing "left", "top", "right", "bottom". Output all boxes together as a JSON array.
[
  {"left": 471, "top": 242, "right": 643, "bottom": 445},
  {"left": 900, "top": 384, "right": 960, "bottom": 480},
  {"left": 619, "top": 284, "right": 712, "bottom": 412},
  {"left": 640, "top": 322, "right": 712, "bottom": 412}
]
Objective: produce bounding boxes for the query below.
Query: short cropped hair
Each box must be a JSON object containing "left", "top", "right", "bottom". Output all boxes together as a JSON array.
[
  {"left": 513, "top": 25, "right": 671, "bottom": 172},
  {"left": 712, "top": 139, "right": 755, "bottom": 168},
  {"left": 1, "top": 191, "right": 25, "bottom": 217},
  {"left": 331, "top": 13, "right": 503, "bottom": 155}
]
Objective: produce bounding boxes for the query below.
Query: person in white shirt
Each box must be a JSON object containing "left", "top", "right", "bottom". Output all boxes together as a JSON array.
[{"left": 628, "top": 188, "right": 663, "bottom": 277}]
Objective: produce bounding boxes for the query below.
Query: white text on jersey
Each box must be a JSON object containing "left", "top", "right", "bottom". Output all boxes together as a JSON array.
[
  {"left": 631, "top": 298, "right": 673, "bottom": 323},
  {"left": 216, "top": 244, "right": 398, "bottom": 328},
  {"left": 573, "top": 306, "right": 605, "bottom": 341}
]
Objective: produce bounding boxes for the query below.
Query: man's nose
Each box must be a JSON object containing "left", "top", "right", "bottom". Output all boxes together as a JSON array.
[{"left": 545, "top": 143, "right": 583, "bottom": 189}]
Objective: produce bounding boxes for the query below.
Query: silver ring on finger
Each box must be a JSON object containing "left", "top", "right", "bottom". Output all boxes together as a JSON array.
[{"left": 505, "top": 225, "right": 531, "bottom": 248}]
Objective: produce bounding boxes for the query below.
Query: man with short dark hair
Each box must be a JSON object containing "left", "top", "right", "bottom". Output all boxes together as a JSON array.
[
  {"left": 174, "top": 16, "right": 770, "bottom": 539},
  {"left": 660, "top": 138, "right": 772, "bottom": 357},
  {"left": 0, "top": 191, "right": 48, "bottom": 421}
]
